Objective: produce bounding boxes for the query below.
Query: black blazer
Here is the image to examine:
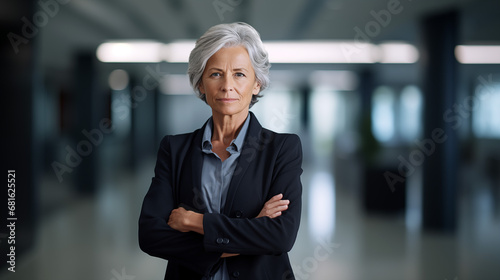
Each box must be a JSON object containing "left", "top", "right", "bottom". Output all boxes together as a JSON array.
[{"left": 139, "top": 112, "right": 303, "bottom": 280}]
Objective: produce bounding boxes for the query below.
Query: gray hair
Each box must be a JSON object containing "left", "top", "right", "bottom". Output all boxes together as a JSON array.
[{"left": 188, "top": 22, "right": 270, "bottom": 108}]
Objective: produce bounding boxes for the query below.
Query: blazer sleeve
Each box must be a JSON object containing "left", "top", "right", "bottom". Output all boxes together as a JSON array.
[
  {"left": 138, "top": 136, "right": 221, "bottom": 275},
  {"left": 202, "top": 134, "right": 303, "bottom": 255}
]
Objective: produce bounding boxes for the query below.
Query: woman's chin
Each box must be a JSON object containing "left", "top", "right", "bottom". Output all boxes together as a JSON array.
[{"left": 212, "top": 105, "right": 248, "bottom": 117}]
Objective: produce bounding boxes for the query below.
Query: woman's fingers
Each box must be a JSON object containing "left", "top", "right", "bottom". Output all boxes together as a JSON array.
[
  {"left": 270, "top": 193, "right": 283, "bottom": 201},
  {"left": 266, "top": 194, "right": 285, "bottom": 207},
  {"left": 256, "top": 193, "right": 290, "bottom": 218},
  {"left": 267, "top": 199, "right": 290, "bottom": 209}
]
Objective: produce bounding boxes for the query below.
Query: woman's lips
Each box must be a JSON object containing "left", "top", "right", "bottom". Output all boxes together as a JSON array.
[{"left": 217, "top": 98, "right": 238, "bottom": 103}]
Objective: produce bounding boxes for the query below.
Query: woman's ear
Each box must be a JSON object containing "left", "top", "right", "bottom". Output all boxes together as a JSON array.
[
  {"left": 252, "top": 83, "right": 261, "bottom": 95},
  {"left": 198, "top": 82, "right": 205, "bottom": 94}
]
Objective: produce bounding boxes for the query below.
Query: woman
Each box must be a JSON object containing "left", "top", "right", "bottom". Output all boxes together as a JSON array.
[{"left": 139, "top": 22, "right": 303, "bottom": 280}]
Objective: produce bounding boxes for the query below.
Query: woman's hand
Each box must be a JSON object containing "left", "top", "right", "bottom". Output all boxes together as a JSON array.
[
  {"left": 257, "top": 193, "right": 290, "bottom": 218},
  {"left": 168, "top": 207, "right": 204, "bottom": 234}
]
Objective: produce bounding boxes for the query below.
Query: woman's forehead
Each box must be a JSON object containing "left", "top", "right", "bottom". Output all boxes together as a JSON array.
[{"left": 206, "top": 46, "right": 253, "bottom": 70}]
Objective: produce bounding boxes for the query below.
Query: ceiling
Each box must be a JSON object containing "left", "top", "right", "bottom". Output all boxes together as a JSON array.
[{"left": 31, "top": 0, "right": 498, "bottom": 73}]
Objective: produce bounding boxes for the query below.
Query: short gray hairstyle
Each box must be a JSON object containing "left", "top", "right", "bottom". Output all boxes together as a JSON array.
[{"left": 188, "top": 22, "right": 270, "bottom": 108}]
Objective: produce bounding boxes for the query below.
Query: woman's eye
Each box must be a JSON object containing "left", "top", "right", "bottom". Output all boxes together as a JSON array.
[
  {"left": 235, "top": 73, "right": 245, "bottom": 77},
  {"left": 210, "top": 73, "right": 221, "bottom": 77}
]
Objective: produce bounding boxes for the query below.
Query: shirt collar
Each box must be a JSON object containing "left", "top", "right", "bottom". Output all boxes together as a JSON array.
[{"left": 202, "top": 114, "right": 251, "bottom": 153}]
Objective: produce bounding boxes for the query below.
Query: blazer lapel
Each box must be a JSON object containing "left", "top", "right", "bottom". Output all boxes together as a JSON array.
[
  {"left": 178, "top": 121, "right": 209, "bottom": 212},
  {"left": 223, "top": 112, "right": 263, "bottom": 215}
]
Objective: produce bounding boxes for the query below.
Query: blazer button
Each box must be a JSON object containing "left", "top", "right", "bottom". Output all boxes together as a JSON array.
[
  {"left": 232, "top": 271, "right": 240, "bottom": 278},
  {"left": 235, "top": 210, "right": 243, "bottom": 218},
  {"left": 222, "top": 238, "right": 230, "bottom": 245},
  {"left": 216, "top": 238, "right": 224, "bottom": 244}
]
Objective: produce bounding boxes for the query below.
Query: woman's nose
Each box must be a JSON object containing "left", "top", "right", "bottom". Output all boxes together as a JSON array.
[{"left": 221, "top": 76, "right": 234, "bottom": 92}]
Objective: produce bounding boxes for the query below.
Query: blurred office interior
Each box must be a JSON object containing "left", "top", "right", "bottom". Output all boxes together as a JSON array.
[{"left": 2, "top": 0, "right": 500, "bottom": 279}]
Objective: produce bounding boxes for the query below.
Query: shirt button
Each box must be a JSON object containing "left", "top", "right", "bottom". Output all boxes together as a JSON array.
[
  {"left": 235, "top": 210, "right": 243, "bottom": 218},
  {"left": 222, "top": 238, "right": 230, "bottom": 245},
  {"left": 216, "top": 238, "right": 224, "bottom": 244},
  {"left": 232, "top": 271, "right": 240, "bottom": 278}
]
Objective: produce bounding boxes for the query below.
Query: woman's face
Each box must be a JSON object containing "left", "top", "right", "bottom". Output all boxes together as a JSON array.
[{"left": 199, "top": 46, "right": 260, "bottom": 118}]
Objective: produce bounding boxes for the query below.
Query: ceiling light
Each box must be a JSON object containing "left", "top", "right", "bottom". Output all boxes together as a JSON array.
[
  {"left": 161, "top": 40, "right": 196, "bottom": 63},
  {"left": 96, "top": 40, "right": 419, "bottom": 64},
  {"left": 108, "top": 69, "right": 129, "bottom": 90},
  {"left": 378, "top": 42, "right": 419, "bottom": 63},
  {"left": 455, "top": 45, "right": 500, "bottom": 64},
  {"left": 264, "top": 41, "right": 378, "bottom": 64},
  {"left": 96, "top": 41, "right": 163, "bottom": 63}
]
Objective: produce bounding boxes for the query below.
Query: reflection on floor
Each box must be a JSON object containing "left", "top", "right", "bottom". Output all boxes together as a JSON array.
[{"left": 2, "top": 154, "right": 500, "bottom": 280}]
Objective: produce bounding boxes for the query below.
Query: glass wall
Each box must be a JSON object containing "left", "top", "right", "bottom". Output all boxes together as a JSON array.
[
  {"left": 371, "top": 85, "right": 423, "bottom": 145},
  {"left": 473, "top": 80, "right": 500, "bottom": 138}
]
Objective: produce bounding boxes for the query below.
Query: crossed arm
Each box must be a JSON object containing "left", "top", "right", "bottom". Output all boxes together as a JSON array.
[
  {"left": 167, "top": 193, "right": 290, "bottom": 258},
  {"left": 139, "top": 134, "right": 302, "bottom": 273}
]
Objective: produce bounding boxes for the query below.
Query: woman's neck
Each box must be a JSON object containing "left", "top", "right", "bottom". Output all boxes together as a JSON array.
[{"left": 211, "top": 110, "right": 249, "bottom": 146}]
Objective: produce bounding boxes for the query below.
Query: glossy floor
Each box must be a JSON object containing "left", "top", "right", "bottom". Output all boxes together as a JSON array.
[{"left": 2, "top": 150, "right": 500, "bottom": 280}]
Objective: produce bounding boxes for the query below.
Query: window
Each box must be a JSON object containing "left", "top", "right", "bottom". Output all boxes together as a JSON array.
[
  {"left": 473, "top": 81, "right": 500, "bottom": 138},
  {"left": 371, "top": 85, "right": 423, "bottom": 144},
  {"left": 371, "top": 86, "right": 396, "bottom": 143},
  {"left": 399, "top": 85, "right": 423, "bottom": 141}
]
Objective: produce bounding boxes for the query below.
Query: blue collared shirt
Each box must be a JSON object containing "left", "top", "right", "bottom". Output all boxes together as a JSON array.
[{"left": 200, "top": 114, "right": 250, "bottom": 280}]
